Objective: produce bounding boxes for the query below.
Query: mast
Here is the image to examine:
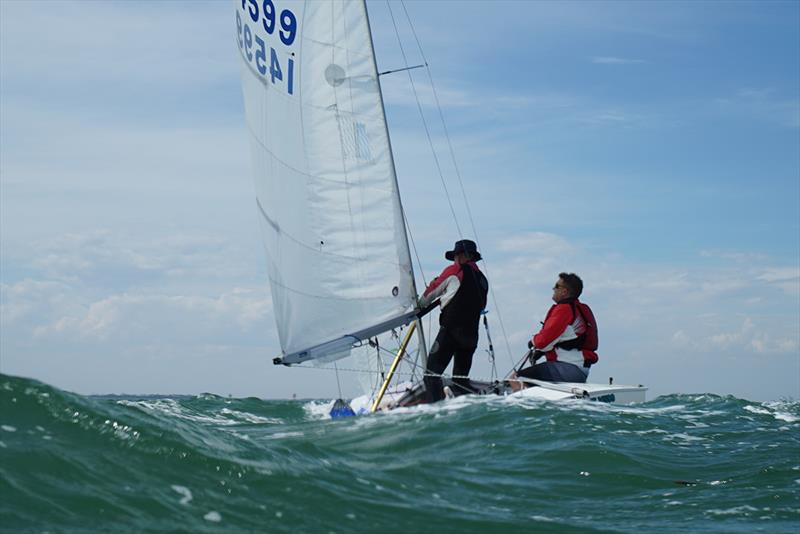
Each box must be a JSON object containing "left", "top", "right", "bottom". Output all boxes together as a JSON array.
[{"left": 361, "top": 0, "right": 428, "bottom": 366}]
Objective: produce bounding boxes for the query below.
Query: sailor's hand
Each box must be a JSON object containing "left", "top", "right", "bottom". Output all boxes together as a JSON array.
[
  {"left": 527, "top": 339, "right": 534, "bottom": 349},
  {"left": 529, "top": 350, "right": 545, "bottom": 364}
]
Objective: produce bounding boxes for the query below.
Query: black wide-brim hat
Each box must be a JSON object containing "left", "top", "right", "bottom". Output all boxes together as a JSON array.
[{"left": 445, "top": 239, "right": 482, "bottom": 261}]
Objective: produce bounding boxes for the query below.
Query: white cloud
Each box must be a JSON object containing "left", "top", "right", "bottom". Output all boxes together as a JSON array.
[
  {"left": 2, "top": 277, "right": 270, "bottom": 344},
  {"left": 757, "top": 267, "right": 800, "bottom": 283},
  {"left": 757, "top": 268, "right": 800, "bottom": 296},
  {"left": 700, "top": 249, "right": 769, "bottom": 263},
  {"left": 497, "top": 232, "right": 575, "bottom": 256},
  {"left": 0, "top": 1, "right": 236, "bottom": 88},
  {"left": 685, "top": 317, "right": 800, "bottom": 355},
  {"left": 0, "top": 279, "right": 82, "bottom": 325},
  {"left": 33, "top": 289, "right": 271, "bottom": 343},
  {"left": 2, "top": 230, "right": 258, "bottom": 293},
  {"left": 1, "top": 228, "right": 272, "bottom": 346},
  {"left": 714, "top": 87, "right": 800, "bottom": 128}
]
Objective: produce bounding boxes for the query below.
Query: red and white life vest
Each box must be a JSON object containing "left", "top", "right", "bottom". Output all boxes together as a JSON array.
[{"left": 532, "top": 299, "right": 599, "bottom": 368}]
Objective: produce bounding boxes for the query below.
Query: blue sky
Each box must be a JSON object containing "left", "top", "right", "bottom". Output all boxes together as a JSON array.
[{"left": 1, "top": 0, "right": 798, "bottom": 401}]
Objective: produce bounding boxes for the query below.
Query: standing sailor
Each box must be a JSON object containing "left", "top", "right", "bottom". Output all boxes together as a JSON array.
[{"left": 419, "top": 240, "right": 488, "bottom": 402}]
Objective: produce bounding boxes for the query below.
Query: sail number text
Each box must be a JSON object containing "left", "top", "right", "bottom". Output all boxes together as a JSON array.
[{"left": 236, "top": 0, "right": 297, "bottom": 95}]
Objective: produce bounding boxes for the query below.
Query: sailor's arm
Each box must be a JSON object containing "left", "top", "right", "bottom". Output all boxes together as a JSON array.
[
  {"left": 532, "top": 304, "right": 573, "bottom": 351},
  {"left": 419, "top": 264, "right": 461, "bottom": 308}
]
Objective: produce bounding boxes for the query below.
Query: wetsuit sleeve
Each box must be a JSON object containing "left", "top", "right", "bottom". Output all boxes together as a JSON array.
[
  {"left": 533, "top": 304, "right": 573, "bottom": 350},
  {"left": 419, "top": 264, "right": 462, "bottom": 308}
]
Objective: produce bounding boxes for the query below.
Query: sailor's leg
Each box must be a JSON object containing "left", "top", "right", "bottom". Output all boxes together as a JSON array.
[
  {"left": 518, "top": 361, "right": 587, "bottom": 383},
  {"left": 512, "top": 364, "right": 540, "bottom": 387},
  {"left": 451, "top": 345, "right": 476, "bottom": 396},
  {"left": 424, "top": 329, "right": 455, "bottom": 403},
  {"left": 507, "top": 371, "right": 524, "bottom": 392},
  {"left": 549, "top": 361, "right": 588, "bottom": 383}
]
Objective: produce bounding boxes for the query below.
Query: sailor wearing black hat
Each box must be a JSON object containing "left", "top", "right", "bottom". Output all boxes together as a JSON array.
[{"left": 419, "top": 240, "right": 488, "bottom": 402}]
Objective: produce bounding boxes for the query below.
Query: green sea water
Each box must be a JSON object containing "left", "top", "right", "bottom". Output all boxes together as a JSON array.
[{"left": 1, "top": 373, "right": 798, "bottom": 533}]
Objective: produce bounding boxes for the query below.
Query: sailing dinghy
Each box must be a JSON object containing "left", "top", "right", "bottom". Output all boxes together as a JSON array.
[{"left": 234, "top": 0, "right": 646, "bottom": 415}]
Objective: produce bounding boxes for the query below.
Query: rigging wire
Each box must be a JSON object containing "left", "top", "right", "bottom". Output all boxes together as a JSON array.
[
  {"left": 293, "top": 360, "right": 502, "bottom": 386},
  {"left": 383, "top": 0, "right": 451, "bottom": 377},
  {"left": 385, "top": 0, "right": 462, "bottom": 238},
  {"left": 333, "top": 362, "right": 345, "bottom": 400},
  {"left": 398, "top": 0, "right": 516, "bottom": 367}
]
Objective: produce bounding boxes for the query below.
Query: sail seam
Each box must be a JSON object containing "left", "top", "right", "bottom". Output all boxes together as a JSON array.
[
  {"left": 265, "top": 274, "right": 411, "bottom": 302},
  {"left": 257, "top": 204, "right": 409, "bottom": 267},
  {"left": 245, "top": 121, "right": 396, "bottom": 191}
]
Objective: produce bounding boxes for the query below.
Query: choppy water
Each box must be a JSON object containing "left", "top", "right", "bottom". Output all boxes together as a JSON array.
[{"left": 1, "top": 373, "right": 798, "bottom": 533}]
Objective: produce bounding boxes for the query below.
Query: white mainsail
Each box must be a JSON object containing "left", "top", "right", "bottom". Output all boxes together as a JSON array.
[{"left": 235, "top": 0, "right": 418, "bottom": 366}]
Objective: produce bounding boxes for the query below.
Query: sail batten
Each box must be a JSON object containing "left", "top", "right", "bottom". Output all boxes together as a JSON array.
[{"left": 236, "top": 0, "right": 417, "bottom": 363}]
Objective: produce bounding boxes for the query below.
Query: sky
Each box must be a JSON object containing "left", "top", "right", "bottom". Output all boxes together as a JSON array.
[{"left": 1, "top": 0, "right": 798, "bottom": 402}]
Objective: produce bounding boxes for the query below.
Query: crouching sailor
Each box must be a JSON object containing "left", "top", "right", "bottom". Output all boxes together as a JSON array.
[
  {"left": 419, "top": 240, "right": 489, "bottom": 402},
  {"left": 512, "top": 272, "right": 599, "bottom": 389}
]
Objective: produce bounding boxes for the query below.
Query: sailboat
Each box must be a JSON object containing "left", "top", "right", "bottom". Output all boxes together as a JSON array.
[{"left": 233, "top": 0, "right": 646, "bottom": 414}]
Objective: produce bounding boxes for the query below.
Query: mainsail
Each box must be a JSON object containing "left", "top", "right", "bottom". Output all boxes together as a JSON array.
[{"left": 235, "top": 0, "right": 418, "bottom": 365}]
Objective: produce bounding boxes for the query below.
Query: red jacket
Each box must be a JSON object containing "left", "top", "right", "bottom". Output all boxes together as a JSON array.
[
  {"left": 532, "top": 299, "right": 599, "bottom": 366},
  {"left": 421, "top": 261, "right": 487, "bottom": 330}
]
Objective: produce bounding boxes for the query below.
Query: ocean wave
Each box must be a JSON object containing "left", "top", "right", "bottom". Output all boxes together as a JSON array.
[{"left": 2, "top": 374, "right": 798, "bottom": 533}]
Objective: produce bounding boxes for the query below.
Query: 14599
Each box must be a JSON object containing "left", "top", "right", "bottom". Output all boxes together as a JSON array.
[{"left": 236, "top": 5, "right": 296, "bottom": 95}]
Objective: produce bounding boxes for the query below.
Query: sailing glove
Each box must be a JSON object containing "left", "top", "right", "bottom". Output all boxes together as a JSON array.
[{"left": 529, "top": 350, "right": 545, "bottom": 364}]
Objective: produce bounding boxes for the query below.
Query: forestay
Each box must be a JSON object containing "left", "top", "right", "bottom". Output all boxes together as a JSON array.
[{"left": 235, "top": 0, "right": 417, "bottom": 365}]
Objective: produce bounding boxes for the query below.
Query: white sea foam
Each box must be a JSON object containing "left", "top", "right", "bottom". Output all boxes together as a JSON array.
[
  {"left": 304, "top": 400, "right": 336, "bottom": 420},
  {"left": 104, "top": 419, "right": 139, "bottom": 441},
  {"left": 634, "top": 428, "right": 669, "bottom": 435},
  {"left": 774, "top": 412, "right": 798, "bottom": 423},
  {"left": 204, "top": 511, "right": 222, "bottom": 522},
  {"left": 746, "top": 402, "right": 799, "bottom": 423},
  {"left": 705, "top": 505, "right": 758, "bottom": 516},
  {"left": 118, "top": 399, "right": 237, "bottom": 426},
  {"left": 663, "top": 432, "right": 706, "bottom": 443},
  {"left": 219, "top": 408, "right": 280, "bottom": 424},
  {"left": 171, "top": 485, "right": 193, "bottom": 505},
  {"left": 1, "top": 425, "right": 17, "bottom": 432},
  {"left": 266, "top": 431, "right": 304, "bottom": 440}
]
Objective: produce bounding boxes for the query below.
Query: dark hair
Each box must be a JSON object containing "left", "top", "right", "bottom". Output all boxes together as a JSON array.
[{"left": 558, "top": 272, "right": 583, "bottom": 298}]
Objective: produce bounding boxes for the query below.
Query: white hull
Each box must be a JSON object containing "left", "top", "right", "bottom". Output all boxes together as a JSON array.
[
  {"left": 513, "top": 381, "right": 647, "bottom": 404},
  {"left": 349, "top": 380, "right": 647, "bottom": 414}
]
